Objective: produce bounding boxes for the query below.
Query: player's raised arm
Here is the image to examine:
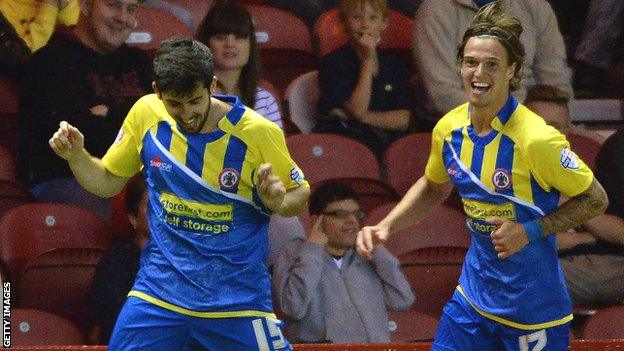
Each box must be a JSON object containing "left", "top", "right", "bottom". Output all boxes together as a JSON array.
[{"left": 49, "top": 121, "right": 128, "bottom": 198}]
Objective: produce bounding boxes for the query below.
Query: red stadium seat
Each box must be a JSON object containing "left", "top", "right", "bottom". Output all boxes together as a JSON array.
[
  {"left": 161, "top": 0, "right": 214, "bottom": 30},
  {"left": 314, "top": 8, "right": 413, "bottom": 57},
  {"left": 286, "top": 133, "right": 381, "bottom": 184},
  {"left": 126, "top": 7, "right": 193, "bottom": 52},
  {"left": 0, "top": 203, "right": 110, "bottom": 292},
  {"left": 247, "top": 5, "right": 318, "bottom": 95},
  {"left": 0, "top": 76, "right": 20, "bottom": 161},
  {"left": 388, "top": 309, "right": 439, "bottom": 342},
  {"left": 0, "top": 180, "right": 35, "bottom": 221},
  {"left": 284, "top": 70, "right": 319, "bottom": 134},
  {"left": 9, "top": 308, "right": 85, "bottom": 346},
  {"left": 567, "top": 132, "right": 602, "bottom": 170},
  {"left": 365, "top": 202, "right": 470, "bottom": 257},
  {"left": 19, "top": 248, "right": 106, "bottom": 339},
  {"left": 580, "top": 305, "right": 624, "bottom": 340},
  {"left": 400, "top": 246, "right": 467, "bottom": 317},
  {"left": 383, "top": 133, "right": 432, "bottom": 196}
]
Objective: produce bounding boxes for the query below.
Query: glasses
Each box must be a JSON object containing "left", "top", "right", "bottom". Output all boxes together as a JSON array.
[{"left": 323, "top": 210, "right": 365, "bottom": 220}]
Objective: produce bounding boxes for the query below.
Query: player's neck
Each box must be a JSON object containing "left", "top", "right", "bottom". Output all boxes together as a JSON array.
[
  {"left": 199, "top": 98, "right": 232, "bottom": 133},
  {"left": 470, "top": 100, "right": 506, "bottom": 135}
]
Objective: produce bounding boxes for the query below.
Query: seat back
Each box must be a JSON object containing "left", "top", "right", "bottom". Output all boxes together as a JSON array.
[
  {"left": 388, "top": 309, "right": 439, "bottom": 342},
  {"left": 9, "top": 308, "right": 85, "bottom": 346},
  {"left": 314, "top": 8, "right": 413, "bottom": 57},
  {"left": 0, "top": 180, "right": 35, "bottom": 221},
  {"left": 365, "top": 203, "right": 470, "bottom": 257},
  {"left": 248, "top": 5, "right": 318, "bottom": 95},
  {"left": 400, "top": 246, "right": 467, "bottom": 317},
  {"left": 0, "top": 203, "right": 110, "bottom": 289},
  {"left": 383, "top": 133, "right": 432, "bottom": 195},
  {"left": 168, "top": 0, "right": 214, "bottom": 30},
  {"left": 286, "top": 133, "right": 381, "bottom": 184},
  {"left": 567, "top": 132, "right": 602, "bottom": 170},
  {"left": 19, "top": 248, "right": 106, "bottom": 338},
  {"left": 581, "top": 305, "right": 624, "bottom": 339},
  {"left": 126, "top": 7, "right": 193, "bottom": 52},
  {"left": 284, "top": 71, "right": 319, "bottom": 134}
]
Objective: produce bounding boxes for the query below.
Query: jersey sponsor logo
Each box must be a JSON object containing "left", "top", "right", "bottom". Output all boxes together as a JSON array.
[
  {"left": 149, "top": 156, "right": 172, "bottom": 172},
  {"left": 560, "top": 148, "right": 580, "bottom": 170},
  {"left": 492, "top": 168, "right": 512, "bottom": 190},
  {"left": 464, "top": 200, "right": 515, "bottom": 220},
  {"left": 160, "top": 193, "right": 233, "bottom": 235},
  {"left": 219, "top": 168, "right": 240, "bottom": 190},
  {"left": 447, "top": 164, "right": 462, "bottom": 179},
  {"left": 290, "top": 167, "right": 304, "bottom": 185}
]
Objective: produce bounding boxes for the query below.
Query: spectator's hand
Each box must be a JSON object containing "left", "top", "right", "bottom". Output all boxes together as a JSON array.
[
  {"left": 307, "top": 215, "right": 328, "bottom": 245},
  {"left": 486, "top": 217, "right": 529, "bottom": 259},
  {"left": 49, "top": 121, "right": 85, "bottom": 162},
  {"left": 257, "top": 163, "right": 286, "bottom": 213},
  {"left": 90, "top": 104, "right": 109, "bottom": 117},
  {"left": 354, "top": 32, "right": 378, "bottom": 60},
  {"left": 356, "top": 224, "right": 388, "bottom": 260}
]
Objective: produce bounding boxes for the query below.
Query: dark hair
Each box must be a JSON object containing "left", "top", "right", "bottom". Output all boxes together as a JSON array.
[
  {"left": 153, "top": 37, "right": 214, "bottom": 95},
  {"left": 457, "top": 1, "right": 525, "bottom": 91},
  {"left": 125, "top": 173, "right": 147, "bottom": 217},
  {"left": 309, "top": 182, "right": 360, "bottom": 215},
  {"left": 196, "top": 3, "right": 260, "bottom": 107},
  {"left": 524, "top": 84, "right": 570, "bottom": 106}
]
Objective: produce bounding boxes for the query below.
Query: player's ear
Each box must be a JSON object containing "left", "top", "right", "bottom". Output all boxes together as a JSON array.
[{"left": 152, "top": 82, "right": 162, "bottom": 98}]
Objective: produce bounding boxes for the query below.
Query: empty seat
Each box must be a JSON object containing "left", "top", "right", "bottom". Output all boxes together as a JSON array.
[
  {"left": 247, "top": 5, "right": 319, "bottom": 95},
  {"left": 314, "top": 8, "right": 413, "bottom": 57},
  {"left": 383, "top": 132, "right": 432, "bottom": 195},
  {"left": 286, "top": 133, "right": 381, "bottom": 184},
  {"left": 567, "top": 131, "right": 602, "bottom": 170},
  {"left": 400, "top": 246, "right": 467, "bottom": 317},
  {"left": 0, "top": 180, "right": 35, "bottom": 220},
  {"left": 284, "top": 70, "right": 319, "bottom": 134},
  {"left": 365, "top": 202, "right": 470, "bottom": 257},
  {"left": 19, "top": 248, "right": 106, "bottom": 339},
  {"left": 9, "top": 308, "right": 85, "bottom": 346},
  {"left": 168, "top": 0, "right": 214, "bottom": 30},
  {"left": 580, "top": 305, "right": 624, "bottom": 339},
  {"left": 126, "top": 7, "right": 193, "bottom": 52},
  {"left": 0, "top": 203, "right": 111, "bottom": 291},
  {"left": 0, "top": 76, "right": 20, "bottom": 161},
  {"left": 388, "top": 309, "right": 439, "bottom": 342}
]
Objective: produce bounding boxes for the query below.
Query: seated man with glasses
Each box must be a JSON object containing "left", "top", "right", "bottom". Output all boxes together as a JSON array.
[{"left": 272, "top": 181, "right": 414, "bottom": 343}]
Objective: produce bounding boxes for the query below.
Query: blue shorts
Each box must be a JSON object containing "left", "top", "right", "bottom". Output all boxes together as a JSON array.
[
  {"left": 431, "top": 291, "right": 569, "bottom": 351},
  {"left": 108, "top": 297, "right": 292, "bottom": 351}
]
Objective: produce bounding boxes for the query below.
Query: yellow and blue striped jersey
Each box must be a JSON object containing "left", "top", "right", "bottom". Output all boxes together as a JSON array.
[
  {"left": 102, "top": 94, "right": 308, "bottom": 317},
  {"left": 425, "top": 94, "right": 593, "bottom": 329}
]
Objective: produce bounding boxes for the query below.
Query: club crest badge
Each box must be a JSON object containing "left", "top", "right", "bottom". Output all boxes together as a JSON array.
[
  {"left": 492, "top": 168, "right": 511, "bottom": 190},
  {"left": 219, "top": 168, "right": 240, "bottom": 190}
]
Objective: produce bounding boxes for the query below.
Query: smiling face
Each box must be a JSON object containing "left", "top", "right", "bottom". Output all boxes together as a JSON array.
[
  {"left": 342, "top": 1, "right": 388, "bottom": 43},
  {"left": 208, "top": 33, "right": 251, "bottom": 72},
  {"left": 320, "top": 199, "right": 362, "bottom": 251},
  {"left": 81, "top": 0, "right": 138, "bottom": 53},
  {"left": 155, "top": 83, "right": 212, "bottom": 134},
  {"left": 460, "top": 36, "right": 516, "bottom": 110}
]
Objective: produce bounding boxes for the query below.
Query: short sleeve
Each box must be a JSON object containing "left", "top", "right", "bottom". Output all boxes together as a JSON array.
[
  {"left": 424, "top": 122, "right": 451, "bottom": 184},
  {"left": 101, "top": 101, "right": 144, "bottom": 177}
]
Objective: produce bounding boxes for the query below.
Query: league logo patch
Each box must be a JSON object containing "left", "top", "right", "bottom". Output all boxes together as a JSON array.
[
  {"left": 219, "top": 168, "right": 240, "bottom": 190},
  {"left": 290, "top": 167, "right": 304, "bottom": 185},
  {"left": 492, "top": 168, "right": 512, "bottom": 190},
  {"left": 560, "top": 148, "right": 580, "bottom": 170}
]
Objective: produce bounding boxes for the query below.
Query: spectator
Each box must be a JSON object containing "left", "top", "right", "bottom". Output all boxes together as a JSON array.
[
  {"left": 196, "top": 2, "right": 283, "bottom": 129},
  {"left": 89, "top": 174, "right": 148, "bottom": 344},
  {"left": 573, "top": 0, "right": 624, "bottom": 98},
  {"left": 558, "top": 129, "right": 624, "bottom": 306},
  {"left": 315, "top": 0, "right": 412, "bottom": 158},
  {"left": 0, "top": 0, "right": 78, "bottom": 67},
  {"left": 524, "top": 85, "right": 624, "bottom": 306},
  {"left": 18, "top": 0, "right": 152, "bottom": 210},
  {"left": 273, "top": 182, "right": 414, "bottom": 343},
  {"left": 413, "top": 0, "right": 572, "bottom": 128}
]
